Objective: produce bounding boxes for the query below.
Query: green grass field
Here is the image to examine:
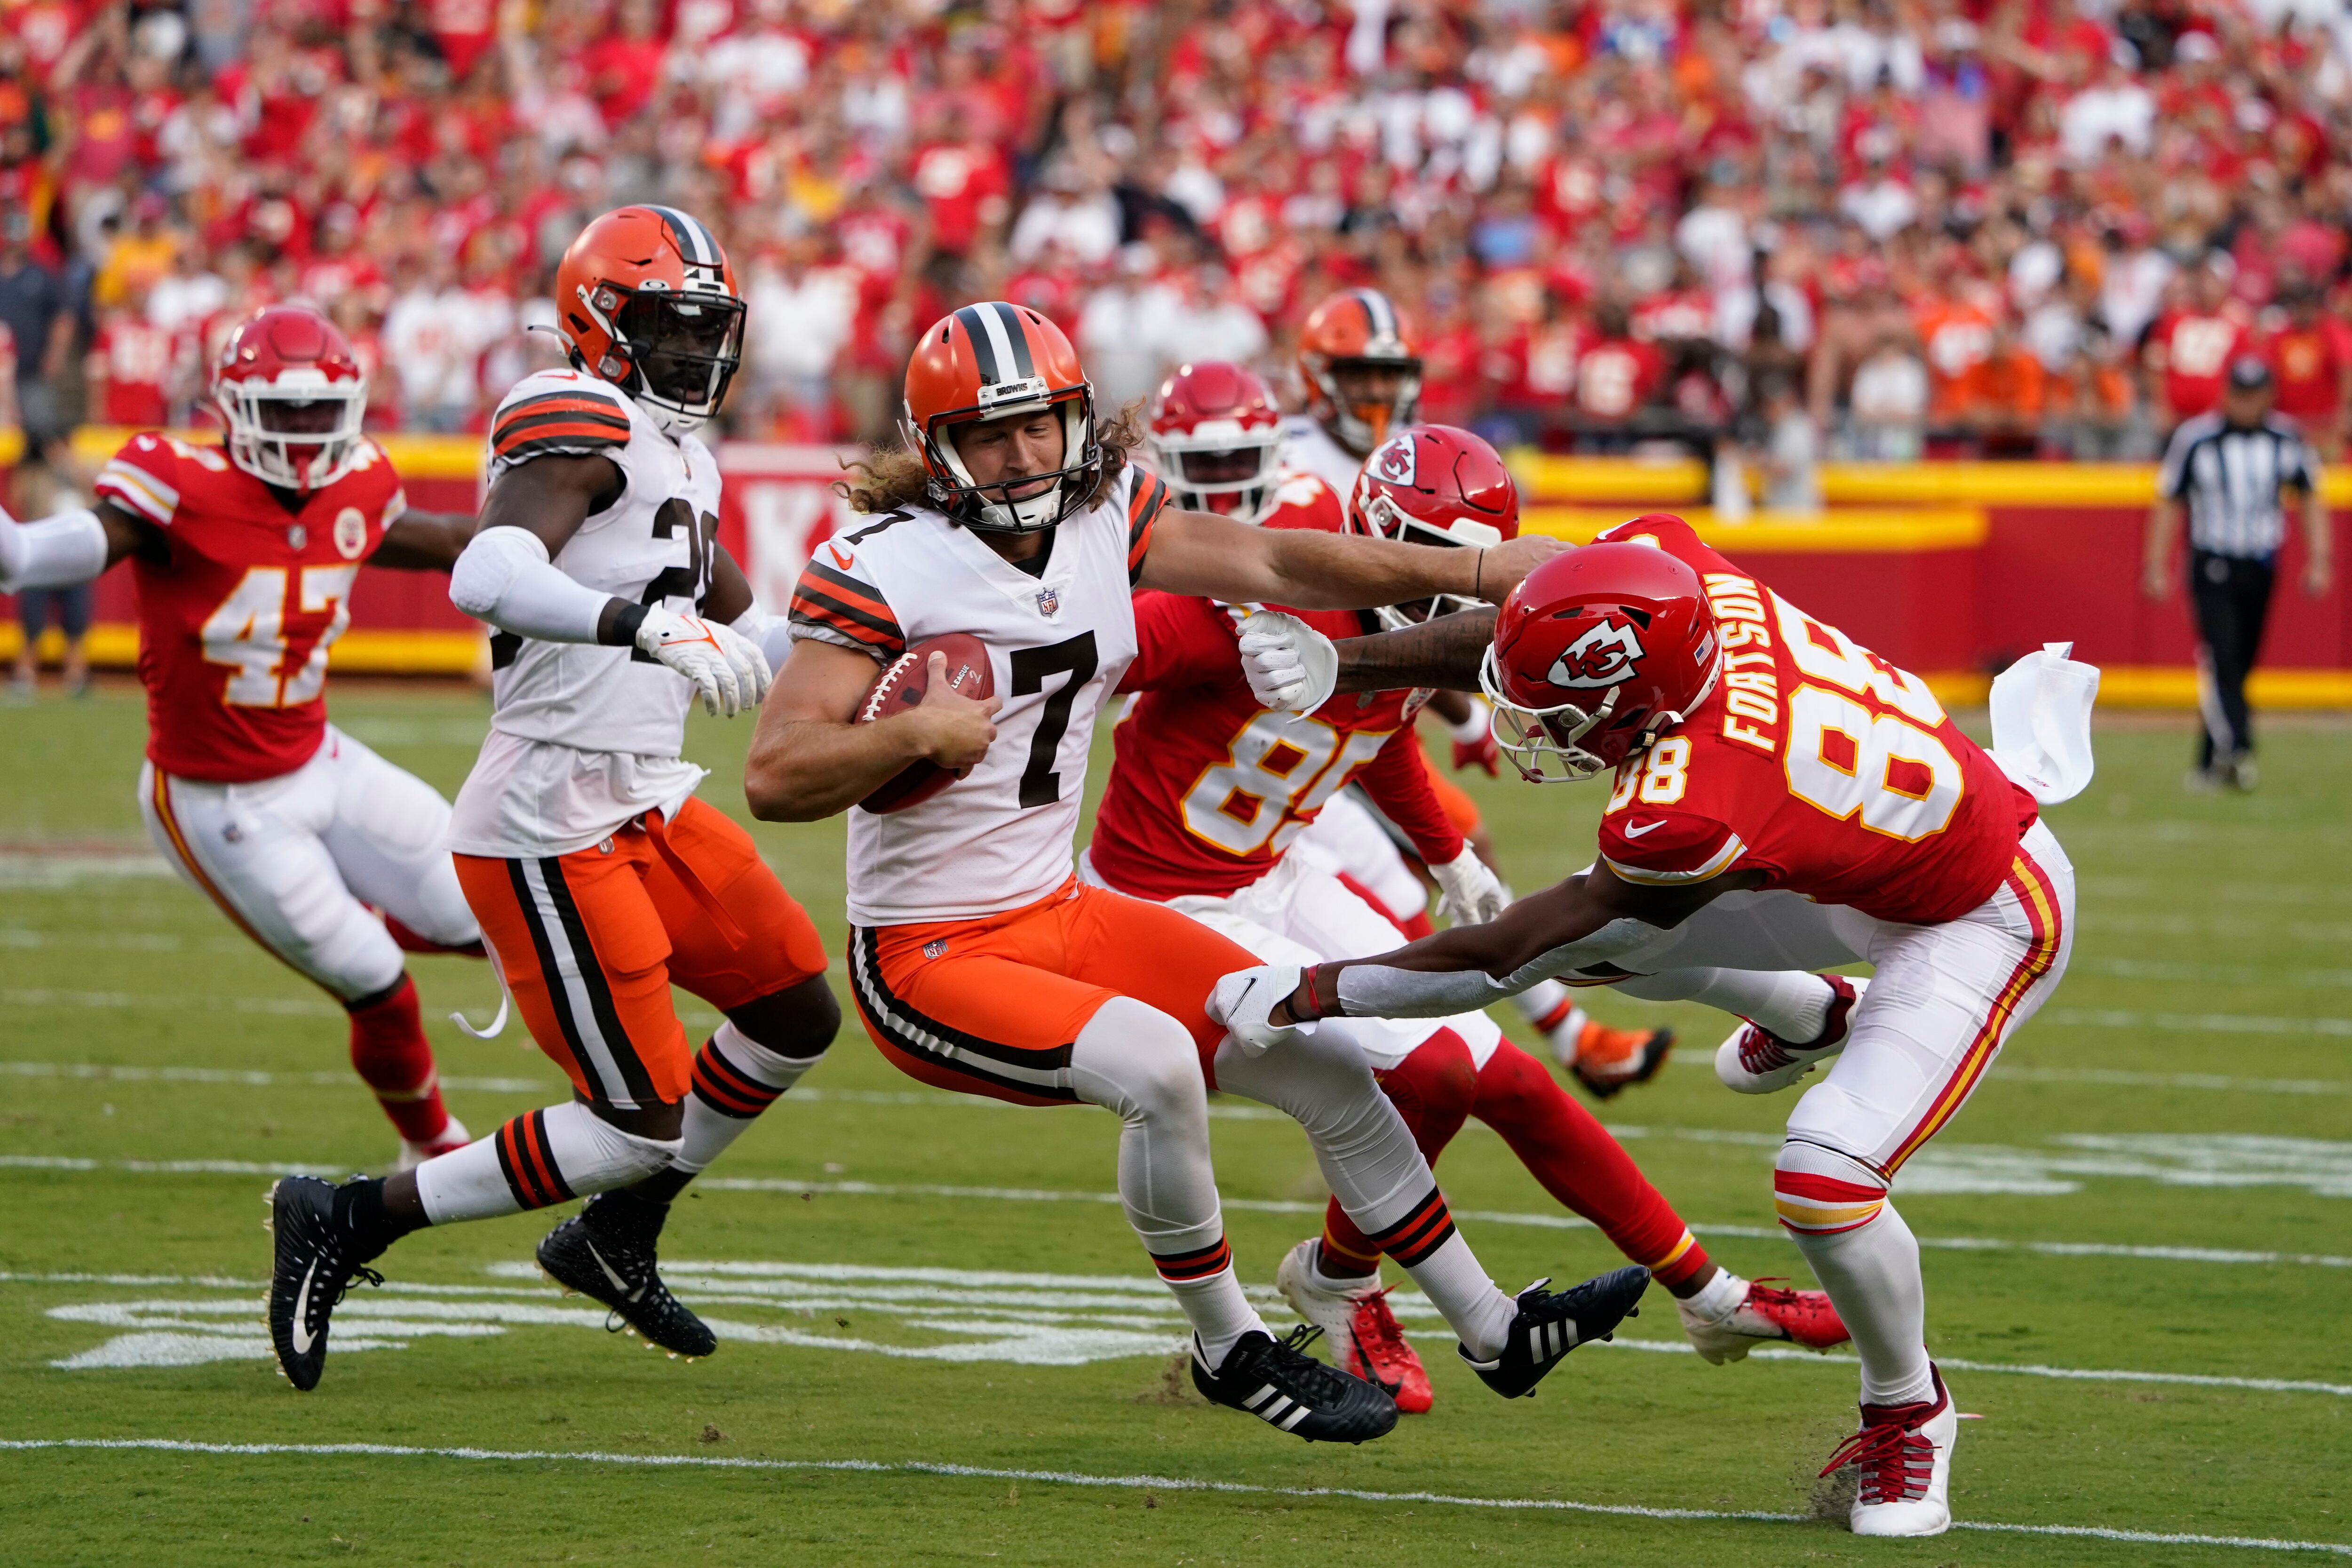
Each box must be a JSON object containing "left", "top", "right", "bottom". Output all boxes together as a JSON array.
[{"left": 2, "top": 681, "right": 2348, "bottom": 1565}]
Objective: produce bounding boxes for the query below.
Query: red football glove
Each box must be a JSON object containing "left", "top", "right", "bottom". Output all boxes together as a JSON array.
[{"left": 1453, "top": 730, "right": 1501, "bottom": 776}]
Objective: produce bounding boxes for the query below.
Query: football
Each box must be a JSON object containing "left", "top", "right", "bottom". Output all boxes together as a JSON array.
[{"left": 854, "top": 632, "right": 994, "bottom": 814}]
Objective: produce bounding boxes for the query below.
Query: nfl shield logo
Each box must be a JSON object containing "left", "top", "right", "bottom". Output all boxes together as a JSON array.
[
  {"left": 923, "top": 938, "right": 948, "bottom": 959},
  {"left": 1036, "top": 585, "right": 1060, "bottom": 617},
  {"left": 286, "top": 525, "right": 308, "bottom": 550}
]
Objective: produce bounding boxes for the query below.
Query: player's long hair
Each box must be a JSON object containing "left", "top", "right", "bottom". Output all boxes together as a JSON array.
[{"left": 838, "top": 398, "right": 1145, "bottom": 517}]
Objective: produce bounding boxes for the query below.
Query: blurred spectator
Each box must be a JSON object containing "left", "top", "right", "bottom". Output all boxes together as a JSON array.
[
  {"left": 1754, "top": 374, "right": 1821, "bottom": 513},
  {"left": 2267, "top": 287, "right": 2352, "bottom": 458},
  {"left": 0, "top": 209, "right": 72, "bottom": 432},
  {"left": 1849, "top": 327, "right": 1930, "bottom": 462},
  {"left": 2146, "top": 259, "right": 2253, "bottom": 430},
  {"left": 87, "top": 281, "right": 170, "bottom": 427}
]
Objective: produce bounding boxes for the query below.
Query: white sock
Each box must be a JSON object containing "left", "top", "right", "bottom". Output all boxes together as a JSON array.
[
  {"left": 1614, "top": 967, "right": 1833, "bottom": 1042},
  {"left": 1683, "top": 1266, "right": 1745, "bottom": 1321},
  {"left": 1398, "top": 1230, "right": 1514, "bottom": 1361},
  {"left": 1171, "top": 1266, "right": 1267, "bottom": 1369},
  {"left": 414, "top": 1102, "right": 679, "bottom": 1225},
  {"left": 673, "top": 1021, "right": 826, "bottom": 1175},
  {"left": 1513, "top": 978, "right": 1581, "bottom": 1033},
  {"left": 1780, "top": 1139, "right": 1933, "bottom": 1408}
]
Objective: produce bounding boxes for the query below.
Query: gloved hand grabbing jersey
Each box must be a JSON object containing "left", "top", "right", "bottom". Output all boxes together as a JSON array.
[
  {"left": 1235, "top": 609, "right": 1337, "bottom": 714},
  {"left": 1206, "top": 964, "right": 1311, "bottom": 1055}
]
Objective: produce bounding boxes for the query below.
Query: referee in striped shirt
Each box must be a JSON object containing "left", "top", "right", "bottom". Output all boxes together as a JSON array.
[{"left": 2144, "top": 357, "right": 2336, "bottom": 790}]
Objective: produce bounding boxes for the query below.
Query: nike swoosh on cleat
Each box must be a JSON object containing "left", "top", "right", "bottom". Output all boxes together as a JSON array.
[
  {"left": 1622, "top": 820, "right": 1669, "bottom": 838},
  {"left": 585, "top": 1238, "right": 646, "bottom": 1303},
  {"left": 289, "top": 1260, "right": 319, "bottom": 1355}
]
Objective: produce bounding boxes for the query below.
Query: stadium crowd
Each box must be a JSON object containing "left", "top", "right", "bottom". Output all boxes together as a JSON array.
[{"left": 2, "top": 0, "right": 2352, "bottom": 465}]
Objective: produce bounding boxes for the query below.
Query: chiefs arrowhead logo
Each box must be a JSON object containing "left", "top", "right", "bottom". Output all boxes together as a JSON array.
[
  {"left": 1370, "top": 434, "right": 1416, "bottom": 486},
  {"left": 1547, "top": 617, "right": 1646, "bottom": 688}
]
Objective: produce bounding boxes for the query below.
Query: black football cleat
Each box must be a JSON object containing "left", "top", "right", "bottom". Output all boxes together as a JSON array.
[
  {"left": 1191, "top": 1325, "right": 1400, "bottom": 1444},
  {"left": 266, "top": 1175, "right": 385, "bottom": 1392},
  {"left": 1460, "top": 1265, "right": 1652, "bottom": 1398},
  {"left": 536, "top": 1191, "right": 716, "bottom": 1360}
]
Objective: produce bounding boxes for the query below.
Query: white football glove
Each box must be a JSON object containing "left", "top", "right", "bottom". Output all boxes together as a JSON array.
[
  {"left": 1236, "top": 609, "right": 1337, "bottom": 714},
  {"left": 709, "top": 616, "right": 774, "bottom": 709},
  {"left": 1206, "top": 964, "right": 1311, "bottom": 1056},
  {"left": 1430, "top": 848, "right": 1507, "bottom": 925},
  {"left": 635, "top": 605, "right": 745, "bottom": 717}
]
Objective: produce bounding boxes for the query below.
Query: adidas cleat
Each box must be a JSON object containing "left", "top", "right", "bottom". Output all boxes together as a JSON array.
[
  {"left": 1715, "top": 975, "right": 1866, "bottom": 1095},
  {"left": 535, "top": 1191, "right": 715, "bottom": 1360},
  {"left": 1461, "top": 1265, "right": 1651, "bottom": 1398},
  {"left": 1191, "top": 1326, "right": 1399, "bottom": 1444},
  {"left": 265, "top": 1176, "right": 385, "bottom": 1392}
]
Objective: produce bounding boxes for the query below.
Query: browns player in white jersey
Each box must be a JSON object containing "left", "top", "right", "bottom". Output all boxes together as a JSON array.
[
  {"left": 0, "top": 304, "right": 484, "bottom": 1168},
  {"left": 750, "top": 301, "right": 1648, "bottom": 1445},
  {"left": 1216, "top": 516, "right": 2080, "bottom": 1536},
  {"left": 1279, "top": 293, "right": 1660, "bottom": 1078},
  {"left": 262, "top": 207, "right": 839, "bottom": 1392},
  {"left": 1101, "top": 396, "right": 1845, "bottom": 1411}
]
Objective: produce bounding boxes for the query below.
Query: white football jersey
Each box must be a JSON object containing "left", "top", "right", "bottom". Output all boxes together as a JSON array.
[
  {"left": 1280, "top": 414, "right": 1367, "bottom": 498},
  {"left": 448, "top": 370, "right": 719, "bottom": 857},
  {"left": 789, "top": 463, "right": 1170, "bottom": 926}
]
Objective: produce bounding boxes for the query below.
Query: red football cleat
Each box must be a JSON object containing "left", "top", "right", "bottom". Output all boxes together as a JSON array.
[
  {"left": 1676, "top": 1274, "right": 1850, "bottom": 1364},
  {"left": 1276, "top": 1238, "right": 1435, "bottom": 1413}
]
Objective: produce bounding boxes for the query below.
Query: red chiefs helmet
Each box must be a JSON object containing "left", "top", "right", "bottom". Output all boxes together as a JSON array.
[
  {"left": 903, "top": 301, "right": 1097, "bottom": 534},
  {"left": 1348, "top": 424, "right": 1519, "bottom": 629},
  {"left": 1297, "top": 287, "right": 1421, "bottom": 456},
  {"left": 555, "top": 205, "right": 744, "bottom": 434},
  {"left": 1145, "top": 361, "right": 1284, "bottom": 525},
  {"left": 212, "top": 304, "right": 368, "bottom": 492},
  {"left": 1480, "top": 536, "right": 1721, "bottom": 782}
]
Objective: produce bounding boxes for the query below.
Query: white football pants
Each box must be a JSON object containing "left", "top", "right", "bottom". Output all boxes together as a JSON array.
[{"left": 139, "top": 726, "right": 479, "bottom": 1002}]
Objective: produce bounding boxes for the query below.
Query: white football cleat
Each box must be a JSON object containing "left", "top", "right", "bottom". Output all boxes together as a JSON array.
[
  {"left": 395, "top": 1115, "right": 471, "bottom": 1173},
  {"left": 1715, "top": 975, "right": 1866, "bottom": 1094},
  {"left": 1675, "top": 1274, "right": 1850, "bottom": 1364},
  {"left": 1821, "top": 1365, "right": 1958, "bottom": 1538}
]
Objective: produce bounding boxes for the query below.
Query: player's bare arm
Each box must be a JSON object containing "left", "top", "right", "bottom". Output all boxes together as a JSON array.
[
  {"left": 368, "top": 509, "right": 481, "bottom": 572},
  {"left": 1324, "top": 606, "right": 1499, "bottom": 693},
  {"left": 1261, "top": 861, "right": 1765, "bottom": 1029},
  {"left": 1136, "top": 505, "right": 1562, "bottom": 611},
  {"left": 744, "top": 640, "right": 1000, "bottom": 821}
]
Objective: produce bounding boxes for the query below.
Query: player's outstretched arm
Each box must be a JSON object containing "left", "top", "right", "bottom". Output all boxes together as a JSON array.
[
  {"left": 744, "top": 641, "right": 1000, "bottom": 822},
  {"left": 1136, "top": 506, "right": 1564, "bottom": 612},
  {"left": 1256, "top": 863, "right": 1763, "bottom": 1030},
  {"left": 0, "top": 498, "right": 154, "bottom": 593},
  {"left": 1327, "top": 607, "right": 1500, "bottom": 694},
  {"left": 371, "top": 510, "right": 480, "bottom": 572}
]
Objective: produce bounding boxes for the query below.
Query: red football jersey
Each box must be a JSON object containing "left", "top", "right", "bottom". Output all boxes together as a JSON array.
[
  {"left": 95, "top": 432, "right": 407, "bottom": 784},
  {"left": 2148, "top": 310, "right": 2248, "bottom": 420},
  {"left": 1589, "top": 517, "right": 2035, "bottom": 925},
  {"left": 1089, "top": 475, "right": 1465, "bottom": 901}
]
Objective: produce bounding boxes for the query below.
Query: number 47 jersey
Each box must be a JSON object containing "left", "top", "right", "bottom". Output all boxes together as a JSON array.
[{"left": 1592, "top": 516, "right": 2038, "bottom": 925}]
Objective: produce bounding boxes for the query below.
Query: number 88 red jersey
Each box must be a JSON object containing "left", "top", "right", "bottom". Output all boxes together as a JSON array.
[
  {"left": 1590, "top": 516, "right": 2036, "bottom": 925},
  {"left": 97, "top": 432, "right": 405, "bottom": 783}
]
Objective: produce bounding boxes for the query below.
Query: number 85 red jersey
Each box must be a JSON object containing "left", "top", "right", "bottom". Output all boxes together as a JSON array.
[
  {"left": 97, "top": 432, "right": 406, "bottom": 784},
  {"left": 1591, "top": 516, "right": 2036, "bottom": 925}
]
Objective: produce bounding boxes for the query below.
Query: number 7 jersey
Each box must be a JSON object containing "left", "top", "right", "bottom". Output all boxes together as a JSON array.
[
  {"left": 788, "top": 465, "right": 1168, "bottom": 926},
  {"left": 1591, "top": 516, "right": 2037, "bottom": 925},
  {"left": 98, "top": 431, "right": 407, "bottom": 784}
]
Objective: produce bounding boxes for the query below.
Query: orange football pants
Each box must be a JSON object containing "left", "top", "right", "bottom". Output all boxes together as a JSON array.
[
  {"left": 847, "top": 877, "right": 1256, "bottom": 1106},
  {"left": 455, "top": 797, "right": 827, "bottom": 1110}
]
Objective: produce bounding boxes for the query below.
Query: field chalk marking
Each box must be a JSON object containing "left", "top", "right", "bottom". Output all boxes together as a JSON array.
[{"left": 0, "top": 1438, "right": 2343, "bottom": 1556}]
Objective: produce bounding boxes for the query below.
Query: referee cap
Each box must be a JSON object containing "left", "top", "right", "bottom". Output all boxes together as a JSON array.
[{"left": 2227, "top": 356, "right": 2273, "bottom": 391}]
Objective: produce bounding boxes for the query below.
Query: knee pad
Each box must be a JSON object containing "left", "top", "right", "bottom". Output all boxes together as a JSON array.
[
  {"left": 545, "top": 1101, "right": 682, "bottom": 1190},
  {"left": 727, "top": 974, "right": 841, "bottom": 1063},
  {"left": 1072, "top": 996, "right": 1205, "bottom": 1125},
  {"left": 1773, "top": 1138, "right": 1888, "bottom": 1235}
]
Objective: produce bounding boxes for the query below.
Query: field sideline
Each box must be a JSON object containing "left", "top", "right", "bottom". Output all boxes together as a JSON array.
[{"left": 3, "top": 681, "right": 2348, "bottom": 1565}]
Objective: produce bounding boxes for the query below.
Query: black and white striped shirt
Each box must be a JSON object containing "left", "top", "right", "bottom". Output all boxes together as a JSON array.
[{"left": 2159, "top": 413, "right": 2320, "bottom": 558}]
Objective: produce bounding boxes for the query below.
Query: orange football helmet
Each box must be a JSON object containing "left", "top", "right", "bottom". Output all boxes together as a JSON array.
[
  {"left": 1297, "top": 287, "right": 1422, "bottom": 457},
  {"left": 554, "top": 205, "right": 744, "bottom": 435},
  {"left": 903, "top": 301, "right": 1098, "bottom": 534}
]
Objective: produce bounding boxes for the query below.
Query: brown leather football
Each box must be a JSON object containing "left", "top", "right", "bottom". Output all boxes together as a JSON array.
[{"left": 854, "top": 632, "right": 993, "bottom": 814}]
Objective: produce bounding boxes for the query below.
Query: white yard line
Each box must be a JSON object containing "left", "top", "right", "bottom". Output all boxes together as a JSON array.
[
  {"left": 7, "top": 1157, "right": 2351, "bottom": 1271},
  {"left": 0, "top": 1438, "right": 2341, "bottom": 1555},
  {"left": 2043, "top": 1008, "right": 2352, "bottom": 1037},
  {"left": 0, "top": 1060, "right": 550, "bottom": 1094}
]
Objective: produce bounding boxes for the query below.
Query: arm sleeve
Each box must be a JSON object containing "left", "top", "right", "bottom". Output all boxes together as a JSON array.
[
  {"left": 1594, "top": 806, "right": 1749, "bottom": 886},
  {"left": 1354, "top": 727, "right": 1466, "bottom": 866},
  {"left": 787, "top": 549, "right": 903, "bottom": 661},
  {"left": 0, "top": 507, "right": 107, "bottom": 592},
  {"left": 449, "top": 525, "right": 631, "bottom": 645},
  {"left": 1117, "top": 591, "right": 1244, "bottom": 693}
]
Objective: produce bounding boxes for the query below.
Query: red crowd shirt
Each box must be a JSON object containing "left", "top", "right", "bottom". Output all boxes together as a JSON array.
[
  {"left": 1589, "top": 515, "right": 2036, "bottom": 926},
  {"left": 2148, "top": 310, "right": 2249, "bottom": 420},
  {"left": 90, "top": 316, "right": 174, "bottom": 427},
  {"left": 2269, "top": 320, "right": 2351, "bottom": 422},
  {"left": 95, "top": 432, "right": 407, "bottom": 783},
  {"left": 1088, "top": 475, "right": 1464, "bottom": 900}
]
